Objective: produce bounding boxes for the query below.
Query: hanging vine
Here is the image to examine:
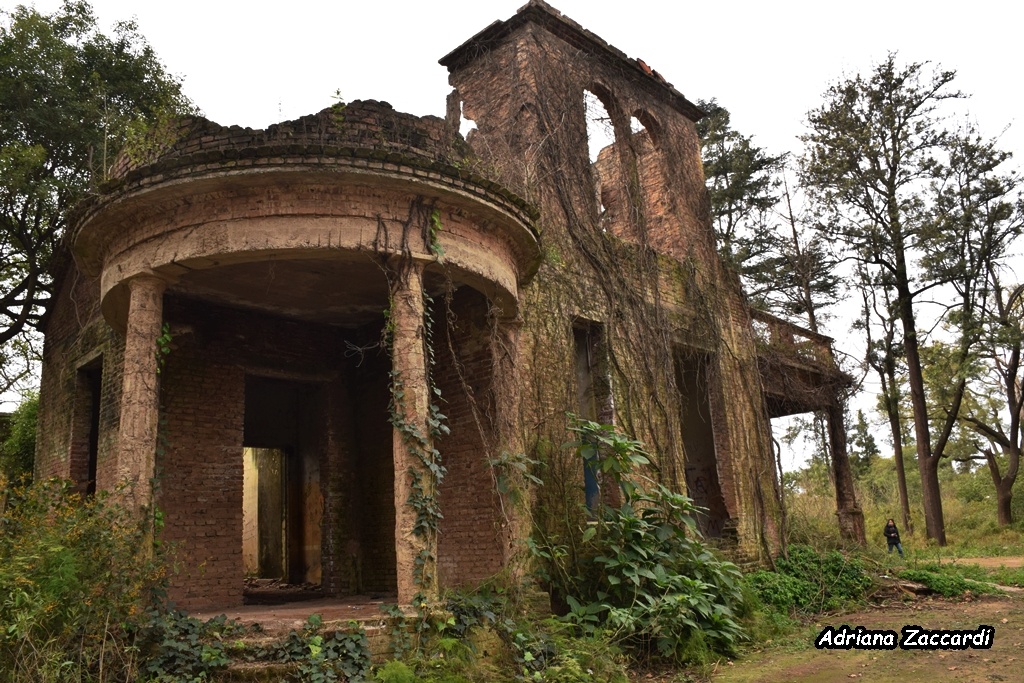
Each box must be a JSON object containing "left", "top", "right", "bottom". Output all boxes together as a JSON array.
[
  {"left": 385, "top": 286, "right": 449, "bottom": 590},
  {"left": 449, "top": 30, "right": 785, "bottom": 559}
]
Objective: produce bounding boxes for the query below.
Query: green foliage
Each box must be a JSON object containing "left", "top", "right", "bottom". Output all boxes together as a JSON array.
[
  {"left": 848, "top": 410, "right": 880, "bottom": 478},
  {"left": 273, "top": 615, "right": 371, "bottom": 683},
  {"left": 429, "top": 209, "right": 446, "bottom": 261},
  {"left": 748, "top": 545, "right": 873, "bottom": 613},
  {"left": 138, "top": 611, "right": 241, "bottom": 682},
  {"left": 0, "top": 477, "right": 372, "bottom": 682},
  {"left": 696, "top": 99, "right": 781, "bottom": 272},
  {"left": 0, "top": 477, "right": 165, "bottom": 681},
  {"left": 744, "top": 571, "right": 817, "bottom": 613},
  {"left": 374, "top": 660, "right": 417, "bottom": 683},
  {"left": 0, "top": 392, "right": 37, "bottom": 480},
  {"left": 488, "top": 451, "right": 544, "bottom": 511},
  {"left": 378, "top": 590, "right": 510, "bottom": 682},
  {"left": 696, "top": 100, "right": 838, "bottom": 326},
  {"left": 155, "top": 322, "right": 173, "bottom": 374},
  {"left": 530, "top": 417, "right": 747, "bottom": 664},
  {"left": 501, "top": 620, "right": 628, "bottom": 683},
  {"left": 141, "top": 612, "right": 371, "bottom": 683},
  {"left": 0, "top": 0, "right": 192, "bottom": 374},
  {"left": 897, "top": 567, "right": 996, "bottom": 597}
]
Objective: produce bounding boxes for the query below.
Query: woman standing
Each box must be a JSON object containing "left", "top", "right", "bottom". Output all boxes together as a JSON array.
[{"left": 884, "top": 518, "right": 904, "bottom": 557}]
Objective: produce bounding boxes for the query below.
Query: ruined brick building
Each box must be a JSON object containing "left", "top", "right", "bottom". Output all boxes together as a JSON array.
[{"left": 35, "top": 1, "right": 852, "bottom": 610}]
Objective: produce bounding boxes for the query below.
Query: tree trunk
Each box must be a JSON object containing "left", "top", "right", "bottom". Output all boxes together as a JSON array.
[
  {"left": 917, "top": 450, "right": 945, "bottom": 544},
  {"left": 880, "top": 359, "right": 913, "bottom": 535},
  {"left": 890, "top": 419, "right": 914, "bottom": 535},
  {"left": 826, "top": 404, "right": 866, "bottom": 545},
  {"left": 896, "top": 275, "right": 947, "bottom": 545},
  {"left": 985, "top": 450, "right": 1017, "bottom": 527},
  {"left": 996, "top": 483, "right": 1013, "bottom": 526}
]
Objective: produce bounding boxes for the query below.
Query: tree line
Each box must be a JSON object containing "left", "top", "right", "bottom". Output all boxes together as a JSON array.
[
  {"left": 0, "top": 0, "right": 190, "bottom": 404},
  {"left": 700, "top": 56, "right": 1023, "bottom": 545}
]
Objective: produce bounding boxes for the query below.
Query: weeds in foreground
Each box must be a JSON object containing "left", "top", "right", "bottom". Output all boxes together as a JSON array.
[
  {"left": 0, "top": 477, "right": 372, "bottom": 683},
  {"left": 0, "top": 477, "right": 164, "bottom": 682}
]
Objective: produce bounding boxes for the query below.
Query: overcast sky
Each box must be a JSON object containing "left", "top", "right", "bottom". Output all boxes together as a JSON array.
[
  {"left": 22, "top": 0, "right": 1024, "bottom": 158},
  {"left": 11, "top": 1, "right": 1024, "bottom": 466}
]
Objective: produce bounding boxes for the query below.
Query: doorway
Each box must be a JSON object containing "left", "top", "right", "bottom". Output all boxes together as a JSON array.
[
  {"left": 675, "top": 352, "right": 730, "bottom": 538},
  {"left": 241, "top": 376, "right": 323, "bottom": 601}
]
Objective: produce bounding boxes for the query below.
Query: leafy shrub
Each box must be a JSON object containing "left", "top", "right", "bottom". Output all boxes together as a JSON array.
[
  {"left": 270, "top": 615, "right": 371, "bottom": 683},
  {"left": 898, "top": 567, "right": 998, "bottom": 597},
  {"left": 0, "top": 393, "right": 37, "bottom": 481},
  {"left": 374, "top": 660, "right": 417, "bottom": 683},
  {"left": 0, "top": 478, "right": 374, "bottom": 682},
  {"left": 745, "top": 570, "right": 817, "bottom": 612},
  {"left": 745, "top": 545, "right": 873, "bottom": 614},
  {"left": 0, "top": 478, "right": 164, "bottom": 681},
  {"left": 138, "top": 611, "right": 241, "bottom": 682},
  {"left": 530, "top": 418, "right": 747, "bottom": 664},
  {"left": 501, "top": 619, "right": 628, "bottom": 683},
  {"left": 769, "top": 545, "right": 873, "bottom": 612}
]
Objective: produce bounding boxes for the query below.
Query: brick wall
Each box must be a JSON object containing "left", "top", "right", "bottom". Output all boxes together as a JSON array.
[
  {"left": 432, "top": 288, "right": 505, "bottom": 586},
  {"left": 158, "top": 298, "right": 399, "bottom": 610},
  {"left": 35, "top": 263, "right": 124, "bottom": 491},
  {"left": 446, "top": 6, "right": 783, "bottom": 558}
]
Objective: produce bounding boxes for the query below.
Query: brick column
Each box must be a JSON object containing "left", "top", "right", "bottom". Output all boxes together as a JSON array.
[
  {"left": 116, "top": 274, "right": 166, "bottom": 510},
  {"left": 389, "top": 261, "right": 437, "bottom": 603}
]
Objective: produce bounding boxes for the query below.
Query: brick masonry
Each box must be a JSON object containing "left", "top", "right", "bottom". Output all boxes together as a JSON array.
[{"left": 36, "top": 0, "right": 847, "bottom": 610}]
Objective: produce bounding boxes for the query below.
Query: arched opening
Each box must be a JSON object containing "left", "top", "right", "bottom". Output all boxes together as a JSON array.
[
  {"left": 584, "top": 87, "right": 616, "bottom": 165},
  {"left": 629, "top": 109, "right": 660, "bottom": 147}
]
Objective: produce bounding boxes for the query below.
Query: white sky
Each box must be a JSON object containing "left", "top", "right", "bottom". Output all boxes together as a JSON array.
[
  {"left": 9, "top": 0, "right": 1024, "bottom": 467},
  {"left": 20, "top": 0, "right": 1023, "bottom": 158}
]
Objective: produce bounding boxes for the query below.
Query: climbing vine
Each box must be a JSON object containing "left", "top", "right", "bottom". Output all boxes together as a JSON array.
[
  {"left": 447, "top": 31, "right": 785, "bottom": 561},
  {"left": 155, "top": 322, "right": 173, "bottom": 374},
  {"left": 428, "top": 208, "right": 445, "bottom": 261},
  {"left": 386, "top": 289, "right": 449, "bottom": 590}
]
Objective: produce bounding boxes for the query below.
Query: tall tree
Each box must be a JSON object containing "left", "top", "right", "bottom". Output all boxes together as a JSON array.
[
  {"left": 697, "top": 101, "right": 841, "bottom": 326},
  {"left": 848, "top": 409, "right": 880, "bottom": 478},
  {"left": 925, "top": 126, "right": 1023, "bottom": 524},
  {"left": 801, "top": 55, "right": 966, "bottom": 544},
  {"left": 750, "top": 171, "right": 842, "bottom": 331},
  {"left": 696, "top": 99, "right": 782, "bottom": 272},
  {"left": 958, "top": 281, "right": 1024, "bottom": 525},
  {"left": 0, "top": 0, "right": 191, "bottom": 383},
  {"left": 860, "top": 277, "right": 914, "bottom": 534}
]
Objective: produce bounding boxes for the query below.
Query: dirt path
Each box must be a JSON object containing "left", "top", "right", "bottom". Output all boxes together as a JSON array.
[
  {"left": 951, "top": 556, "right": 1024, "bottom": 569},
  {"left": 713, "top": 592, "right": 1024, "bottom": 683}
]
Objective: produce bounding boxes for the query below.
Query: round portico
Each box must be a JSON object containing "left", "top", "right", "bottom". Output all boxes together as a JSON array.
[{"left": 69, "top": 101, "right": 538, "bottom": 607}]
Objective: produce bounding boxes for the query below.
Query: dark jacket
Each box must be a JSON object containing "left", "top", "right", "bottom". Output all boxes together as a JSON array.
[{"left": 884, "top": 523, "right": 901, "bottom": 544}]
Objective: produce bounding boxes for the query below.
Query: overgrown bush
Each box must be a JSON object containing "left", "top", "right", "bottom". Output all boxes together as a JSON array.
[
  {"left": 500, "top": 618, "right": 628, "bottom": 683},
  {"left": 0, "top": 392, "right": 37, "bottom": 481},
  {"left": 137, "top": 610, "right": 241, "bottom": 682},
  {"left": 530, "top": 418, "right": 747, "bottom": 664},
  {"left": 747, "top": 545, "right": 872, "bottom": 613},
  {"left": 896, "top": 563, "right": 1000, "bottom": 598},
  {"left": 0, "top": 478, "right": 164, "bottom": 682}
]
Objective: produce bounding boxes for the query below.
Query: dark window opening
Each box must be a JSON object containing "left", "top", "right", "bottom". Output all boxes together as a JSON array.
[
  {"left": 574, "top": 321, "right": 614, "bottom": 509},
  {"left": 71, "top": 360, "right": 103, "bottom": 495}
]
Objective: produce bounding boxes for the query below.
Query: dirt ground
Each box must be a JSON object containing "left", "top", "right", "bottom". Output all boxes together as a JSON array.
[
  {"left": 952, "top": 556, "right": 1024, "bottom": 569},
  {"left": 711, "top": 567, "right": 1024, "bottom": 683}
]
